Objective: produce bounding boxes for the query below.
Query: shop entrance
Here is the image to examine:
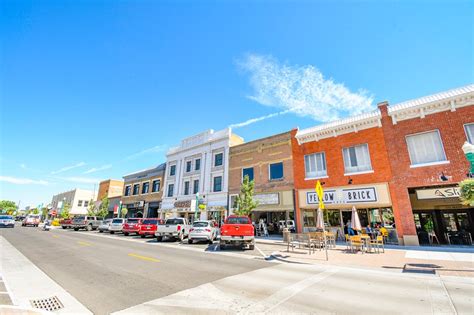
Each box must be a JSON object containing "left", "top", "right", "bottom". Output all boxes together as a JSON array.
[
  {"left": 414, "top": 209, "right": 474, "bottom": 245},
  {"left": 252, "top": 211, "right": 294, "bottom": 234}
]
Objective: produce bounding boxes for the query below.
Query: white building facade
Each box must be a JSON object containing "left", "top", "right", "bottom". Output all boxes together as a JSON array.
[
  {"left": 161, "top": 128, "right": 244, "bottom": 222},
  {"left": 51, "top": 189, "right": 95, "bottom": 215}
]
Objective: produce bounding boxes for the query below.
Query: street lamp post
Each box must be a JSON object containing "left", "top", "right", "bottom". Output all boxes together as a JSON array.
[{"left": 195, "top": 193, "right": 200, "bottom": 221}]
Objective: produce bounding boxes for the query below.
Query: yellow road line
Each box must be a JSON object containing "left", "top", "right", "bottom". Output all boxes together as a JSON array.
[
  {"left": 128, "top": 253, "right": 160, "bottom": 263},
  {"left": 52, "top": 235, "right": 60, "bottom": 238},
  {"left": 77, "top": 241, "right": 92, "bottom": 247}
]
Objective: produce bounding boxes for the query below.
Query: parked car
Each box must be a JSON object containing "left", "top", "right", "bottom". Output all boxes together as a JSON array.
[
  {"left": 71, "top": 216, "right": 102, "bottom": 231},
  {"left": 138, "top": 218, "right": 163, "bottom": 238},
  {"left": 188, "top": 220, "right": 218, "bottom": 244},
  {"left": 59, "top": 217, "right": 74, "bottom": 229},
  {"left": 122, "top": 218, "right": 143, "bottom": 236},
  {"left": 98, "top": 219, "right": 113, "bottom": 233},
  {"left": 22, "top": 214, "right": 41, "bottom": 227},
  {"left": 220, "top": 215, "right": 255, "bottom": 250},
  {"left": 278, "top": 220, "right": 296, "bottom": 233},
  {"left": 109, "top": 218, "right": 126, "bottom": 234},
  {"left": 0, "top": 215, "right": 15, "bottom": 228},
  {"left": 155, "top": 217, "right": 189, "bottom": 242},
  {"left": 15, "top": 215, "right": 26, "bottom": 222}
]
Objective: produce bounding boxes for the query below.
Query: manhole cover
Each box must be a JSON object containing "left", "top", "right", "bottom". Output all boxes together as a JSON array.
[{"left": 30, "top": 296, "right": 64, "bottom": 311}]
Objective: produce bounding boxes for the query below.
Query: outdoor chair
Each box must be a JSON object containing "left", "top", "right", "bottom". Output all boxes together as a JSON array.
[
  {"left": 444, "top": 233, "right": 451, "bottom": 245},
  {"left": 369, "top": 235, "right": 385, "bottom": 253},
  {"left": 325, "top": 231, "right": 336, "bottom": 248},
  {"left": 349, "top": 235, "right": 364, "bottom": 254},
  {"left": 428, "top": 231, "right": 439, "bottom": 245},
  {"left": 345, "top": 234, "right": 351, "bottom": 250}
]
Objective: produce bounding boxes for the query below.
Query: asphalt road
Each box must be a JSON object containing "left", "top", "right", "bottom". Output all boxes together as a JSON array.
[
  {"left": 0, "top": 225, "right": 269, "bottom": 314},
  {"left": 2, "top": 225, "right": 473, "bottom": 315}
]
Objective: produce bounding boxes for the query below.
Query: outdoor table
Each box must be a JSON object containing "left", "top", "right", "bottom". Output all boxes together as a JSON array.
[{"left": 360, "top": 235, "right": 372, "bottom": 253}]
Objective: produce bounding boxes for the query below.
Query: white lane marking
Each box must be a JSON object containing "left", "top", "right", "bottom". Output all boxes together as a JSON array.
[{"left": 255, "top": 245, "right": 269, "bottom": 259}]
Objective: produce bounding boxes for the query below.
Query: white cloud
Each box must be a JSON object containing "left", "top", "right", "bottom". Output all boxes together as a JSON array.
[
  {"left": 124, "top": 145, "right": 168, "bottom": 161},
  {"left": 51, "top": 162, "right": 86, "bottom": 174},
  {"left": 83, "top": 164, "right": 112, "bottom": 174},
  {"left": 238, "top": 54, "right": 374, "bottom": 122},
  {"left": 58, "top": 177, "right": 100, "bottom": 184},
  {"left": 0, "top": 176, "right": 48, "bottom": 185},
  {"left": 229, "top": 110, "right": 290, "bottom": 129}
]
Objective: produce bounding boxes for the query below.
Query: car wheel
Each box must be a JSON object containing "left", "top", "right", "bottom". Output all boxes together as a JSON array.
[
  {"left": 140, "top": 235, "right": 145, "bottom": 238},
  {"left": 99, "top": 230, "right": 103, "bottom": 233},
  {"left": 86, "top": 225, "right": 92, "bottom": 231},
  {"left": 124, "top": 232, "right": 129, "bottom": 236},
  {"left": 188, "top": 239, "right": 193, "bottom": 244},
  {"left": 208, "top": 239, "right": 213, "bottom": 245},
  {"left": 110, "top": 231, "right": 115, "bottom": 234},
  {"left": 249, "top": 244, "right": 255, "bottom": 250},
  {"left": 156, "top": 236, "right": 162, "bottom": 242},
  {"left": 74, "top": 228, "right": 79, "bottom": 231},
  {"left": 62, "top": 226, "right": 66, "bottom": 229}
]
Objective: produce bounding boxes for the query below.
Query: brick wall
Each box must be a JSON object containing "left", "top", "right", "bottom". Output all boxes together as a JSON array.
[
  {"left": 229, "top": 131, "right": 295, "bottom": 195},
  {"left": 291, "top": 126, "right": 393, "bottom": 232},
  {"left": 379, "top": 103, "right": 474, "bottom": 243},
  {"left": 121, "top": 174, "right": 165, "bottom": 205}
]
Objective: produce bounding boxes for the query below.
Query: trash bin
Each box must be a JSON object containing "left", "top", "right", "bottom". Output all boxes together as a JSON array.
[{"left": 283, "top": 228, "right": 290, "bottom": 243}]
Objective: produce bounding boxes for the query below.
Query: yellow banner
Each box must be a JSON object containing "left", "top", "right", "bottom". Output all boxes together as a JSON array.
[{"left": 315, "top": 180, "right": 325, "bottom": 209}]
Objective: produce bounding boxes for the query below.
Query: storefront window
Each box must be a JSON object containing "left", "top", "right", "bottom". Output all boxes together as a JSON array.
[
  {"left": 443, "top": 213, "right": 458, "bottom": 232},
  {"left": 325, "top": 210, "right": 340, "bottom": 227},
  {"left": 303, "top": 210, "right": 315, "bottom": 227},
  {"left": 357, "top": 209, "right": 369, "bottom": 227}
]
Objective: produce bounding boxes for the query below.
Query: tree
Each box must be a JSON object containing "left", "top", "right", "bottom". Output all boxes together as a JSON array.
[
  {"left": 87, "top": 199, "right": 96, "bottom": 216},
  {"left": 32, "top": 208, "right": 40, "bottom": 214},
  {"left": 41, "top": 207, "right": 48, "bottom": 218},
  {"left": 97, "top": 197, "right": 109, "bottom": 218},
  {"left": 460, "top": 179, "right": 474, "bottom": 207},
  {"left": 0, "top": 200, "right": 17, "bottom": 214},
  {"left": 61, "top": 203, "right": 71, "bottom": 219},
  {"left": 121, "top": 207, "right": 128, "bottom": 218},
  {"left": 233, "top": 175, "right": 259, "bottom": 217}
]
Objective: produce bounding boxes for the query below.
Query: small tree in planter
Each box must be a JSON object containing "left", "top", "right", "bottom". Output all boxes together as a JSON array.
[
  {"left": 459, "top": 178, "right": 474, "bottom": 207},
  {"left": 97, "top": 197, "right": 109, "bottom": 218},
  {"left": 233, "top": 175, "right": 258, "bottom": 217},
  {"left": 61, "top": 203, "right": 71, "bottom": 219},
  {"left": 121, "top": 207, "right": 128, "bottom": 218}
]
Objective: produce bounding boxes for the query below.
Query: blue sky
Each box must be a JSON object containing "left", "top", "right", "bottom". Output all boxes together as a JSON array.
[{"left": 1, "top": 0, "right": 472, "bottom": 208}]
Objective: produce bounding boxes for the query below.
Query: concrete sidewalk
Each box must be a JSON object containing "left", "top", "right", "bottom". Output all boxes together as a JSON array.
[
  {"left": 0, "top": 236, "right": 92, "bottom": 314},
  {"left": 254, "top": 241, "right": 474, "bottom": 277}
]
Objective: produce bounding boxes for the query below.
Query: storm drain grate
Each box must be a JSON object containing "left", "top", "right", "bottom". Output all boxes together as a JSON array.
[{"left": 30, "top": 296, "right": 64, "bottom": 311}]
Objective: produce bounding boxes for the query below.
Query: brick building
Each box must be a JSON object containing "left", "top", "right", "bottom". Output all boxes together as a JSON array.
[
  {"left": 292, "top": 112, "right": 395, "bottom": 239},
  {"left": 229, "top": 131, "right": 296, "bottom": 233},
  {"left": 292, "top": 84, "right": 474, "bottom": 246},
  {"left": 379, "top": 85, "right": 474, "bottom": 246},
  {"left": 97, "top": 179, "right": 124, "bottom": 201},
  {"left": 121, "top": 164, "right": 166, "bottom": 218}
]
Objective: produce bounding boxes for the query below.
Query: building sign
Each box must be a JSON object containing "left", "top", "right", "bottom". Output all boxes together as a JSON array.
[
  {"left": 343, "top": 187, "right": 377, "bottom": 203},
  {"left": 307, "top": 190, "right": 336, "bottom": 205},
  {"left": 416, "top": 187, "right": 460, "bottom": 200},
  {"left": 174, "top": 200, "right": 192, "bottom": 208},
  {"left": 306, "top": 187, "right": 378, "bottom": 205},
  {"left": 253, "top": 193, "right": 280, "bottom": 205}
]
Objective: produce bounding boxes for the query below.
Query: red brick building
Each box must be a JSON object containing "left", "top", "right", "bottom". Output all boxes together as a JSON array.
[
  {"left": 292, "top": 112, "right": 395, "bottom": 240},
  {"left": 292, "top": 84, "right": 474, "bottom": 245},
  {"left": 380, "top": 85, "right": 474, "bottom": 245}
]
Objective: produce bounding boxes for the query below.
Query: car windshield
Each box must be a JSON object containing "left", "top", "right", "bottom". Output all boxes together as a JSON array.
[
  {"left": 75, "top": 216, "right": 85, "bottom": 220},
  {"left": 112, "top": 219, "right": 123, "bottom": 223},
  {"left": 0, "top": 215, "right": 13, "bottom": 219},
  {"left": 226, "top": 217, "right": 250, "bottom": 224},
  {"left": 165, "top": 219, "right": 183, "bottom": 225},
  {"left": 28, "top": 215, "right": 40, "bottom": 218},
  {"left": 143, "top": 219, "right": 157, "bottom": 224},
  {"left": 127, "top": 218, "right": 140, "bottom": 223},
  {"left": 102, "top": 220, "right": 112, "bottom": 224},
  {"left": 193, "top": 222, "right": 209, "bottom": 227}
]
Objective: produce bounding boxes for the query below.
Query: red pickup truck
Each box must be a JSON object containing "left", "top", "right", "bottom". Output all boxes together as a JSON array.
[
  {"left": 59, "top": 217, "right": 74, "bottom": 229},
  {"left": 220, "top": 215, "right": 255, "bottom": 250},
  {"left": 123, "top": 218, "right": 143, "bottom": 236},
  {"left": 138, "top": 218, "right": 163, "bottom": 238}
]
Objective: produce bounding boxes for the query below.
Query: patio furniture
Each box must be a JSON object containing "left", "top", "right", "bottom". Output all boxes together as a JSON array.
[
  {"left": 287, "top": 233, "right": 314, "bottom": 254},
  {"left": 369, "top": 235, "right": 385, "bottom": 253},
  {"left": 428, "top": 231, "right": 440, "bottom": 245},
  {"left": 360, "top": 234, "right": 372, "bottom": 253},
  {"left": 345, "top": 234, "right": 351, "bottom": 250},
  {"left": 349, "top": 235, "right": 365, "bottom": 254},
  {"left": 325, "top": 231, "right": 336, "bottom": 248},
  {"left": 444, "top": 232, "right": 451, "bottom": 245}
]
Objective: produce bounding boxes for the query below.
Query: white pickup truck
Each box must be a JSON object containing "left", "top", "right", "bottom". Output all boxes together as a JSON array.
[{"left": 155, "top": 217, "right": 190, "bottom": 242}]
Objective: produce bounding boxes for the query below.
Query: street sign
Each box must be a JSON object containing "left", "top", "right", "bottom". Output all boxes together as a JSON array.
[{"left": 315, "top": 180, "right": 325, "bottom": 209}]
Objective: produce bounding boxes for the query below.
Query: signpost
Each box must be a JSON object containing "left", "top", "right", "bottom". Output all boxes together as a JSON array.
[{"left": 315, "top": 181, "right": 328, "bottom": 261}]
